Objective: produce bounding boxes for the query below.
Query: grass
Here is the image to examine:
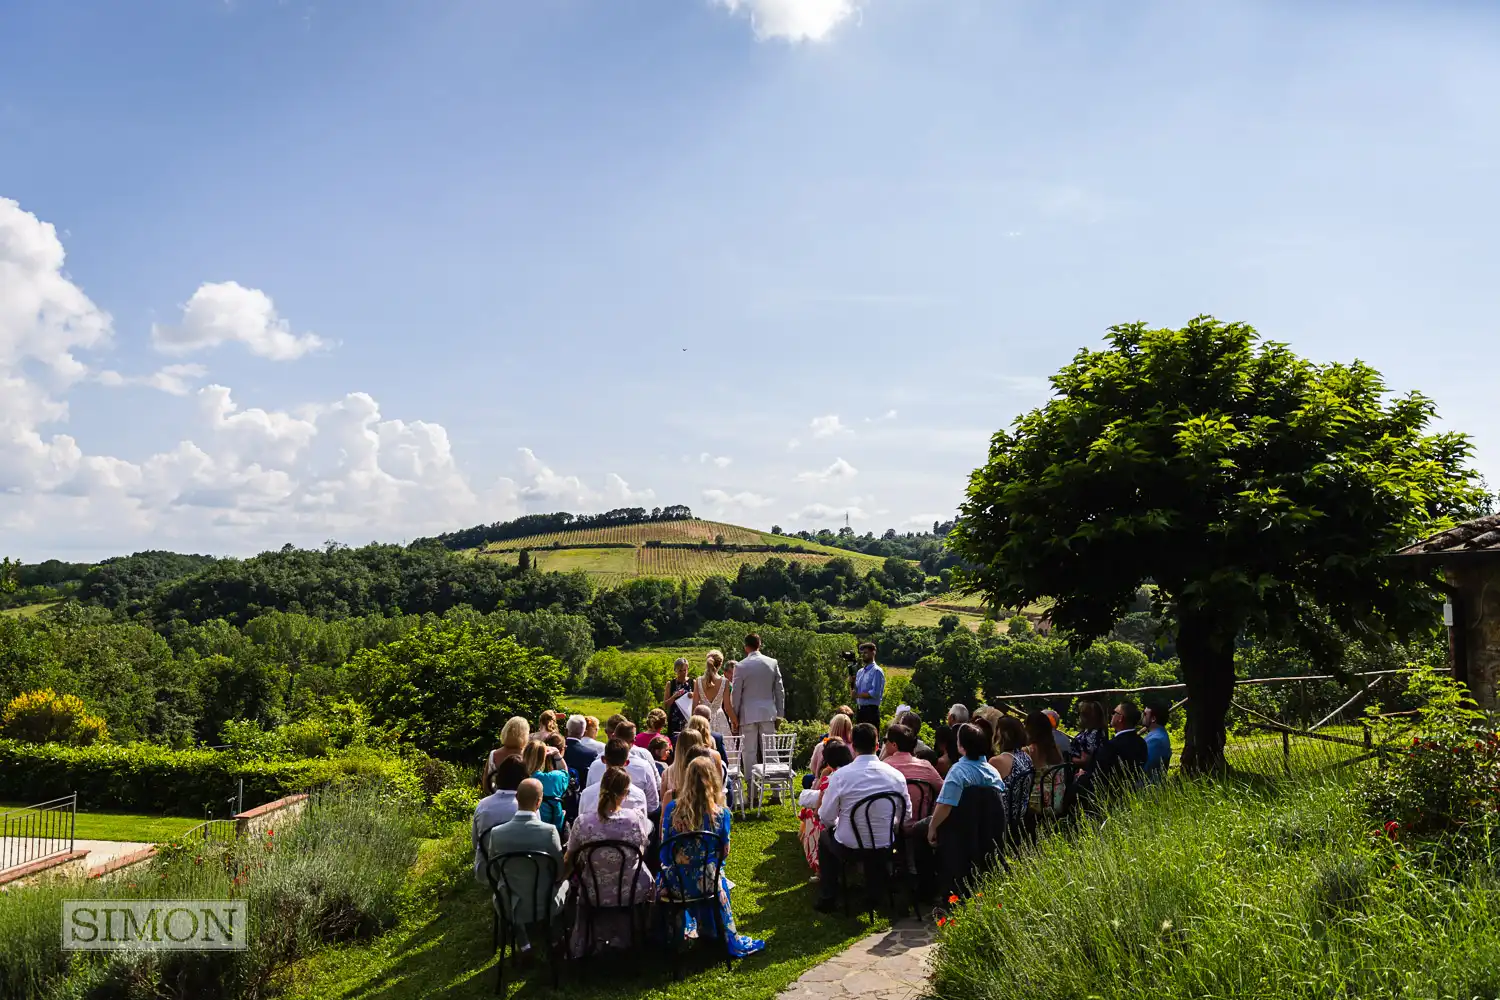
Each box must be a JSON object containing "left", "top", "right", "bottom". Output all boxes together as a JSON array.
[
  {"left": 885, "top": 603, "right": 986, "bottom": 631},
  {"left": 931, "top": 769, "right": 1500, "bottom": 999},
  {"left": 0, "top": 603, "right": 56, "bottom": 618},
  {"left": 556, "top": 694, "right": 626, "bottom": 721},
  {"left": 0, "top": 802, "right": 202, "bottom": 842},
  {"left": 278, "top": 802, "right": 882, "bottom": 1000},
  {"left": 469, "top": 518, "right": 892, "bottom": 589}
]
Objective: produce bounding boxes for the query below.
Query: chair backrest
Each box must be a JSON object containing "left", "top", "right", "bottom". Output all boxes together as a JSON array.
[
  {"left": 485, "top": 849, "right": 561, "bottom": 927},
  {"left": 906, "top": 779, "right": 939, "bottom": 823},
  {"left": 722, "top": 734, "right": 744, "bottom": 772},
  {"left": 658, "top": 830, "right": 725, "bottom": 904},
  {"left": 1036, "top": 763, "right": 1072, "bottom": 818},
  {"left": 760, "top": 732, "right": 796, "bottom": 765},
  {"left": 848, "top": 791, "right": 905, "bottom": 851},
  {"left": 572, "top": 838, "right": 648, "bottom": 909}
]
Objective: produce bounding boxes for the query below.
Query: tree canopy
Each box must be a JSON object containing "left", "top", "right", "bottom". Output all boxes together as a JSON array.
[{"left": 952, "top": 317, "right": 1483, "bottom": 769}]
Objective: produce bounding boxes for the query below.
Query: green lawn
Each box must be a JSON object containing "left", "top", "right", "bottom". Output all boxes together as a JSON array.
[
  {"left": 886, "top": 603, "right": 985, "bottom": 630},
  {"left": 279, "top": 803, "right": 882, "bottom": 1000},
  {"left": 0, "top": 802, "right": 202, "bottom": 842},
  {"left": 0, "top": 602, "right": 57, "bottom": 618},
  {"left": 557, "top": 694, "right": 627, "bottom": 721}
]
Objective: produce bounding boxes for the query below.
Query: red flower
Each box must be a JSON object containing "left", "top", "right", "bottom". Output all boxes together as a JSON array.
[
  {"left": 935, "top": 917, "right": 947, "bottom": 927},
  {"left": 1383, "top": 820, "right": 1400, "bottom": 839},
  {"left": 947, "top": 894, "right": 959, "bottom": 905}
]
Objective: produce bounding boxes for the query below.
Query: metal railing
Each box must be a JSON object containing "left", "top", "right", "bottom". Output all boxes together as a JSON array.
[
  {"left": 176, "top": 818, "right": 239, "bottom": 845},
  {"left": 1, "top": 793, "right": 77, "bottom": 872}
]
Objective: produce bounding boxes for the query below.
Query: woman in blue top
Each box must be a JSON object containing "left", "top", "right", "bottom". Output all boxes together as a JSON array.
[
  {"left": 523, "top": 740, "right": 569, "bottom": 835},
  {"left": 657, "top": 755, "right": 766, "bottom": 958},
  {"left": 926, "top": 723, "right": 1005, "bottom": 846}
]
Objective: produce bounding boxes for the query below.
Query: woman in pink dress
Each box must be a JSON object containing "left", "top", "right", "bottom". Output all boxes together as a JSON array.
[{"left": 797, "top": 738, "right": 854, "bottom": 876}]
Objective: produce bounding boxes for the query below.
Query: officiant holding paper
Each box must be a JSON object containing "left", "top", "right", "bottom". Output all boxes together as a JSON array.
[{"left": 663, "top": 657, "right": 693, "bottom": 737}]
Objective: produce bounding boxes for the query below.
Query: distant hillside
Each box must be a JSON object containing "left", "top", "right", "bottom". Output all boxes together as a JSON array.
[{"left": 473, "top": 517, "right": 889, "bottom": 586}]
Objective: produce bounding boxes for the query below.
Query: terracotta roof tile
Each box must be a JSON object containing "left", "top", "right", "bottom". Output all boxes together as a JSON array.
[{"left": 1395, "top": 514, "right": 1500, "bottom": 558}]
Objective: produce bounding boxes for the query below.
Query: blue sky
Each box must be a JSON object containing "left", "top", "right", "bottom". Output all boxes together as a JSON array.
[{"left": 2, "top": 0, "right": 1498, "bottom": 560}]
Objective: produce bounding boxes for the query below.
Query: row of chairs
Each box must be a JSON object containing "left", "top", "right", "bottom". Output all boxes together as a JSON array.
[
  {"left": 482, "top": 831, "right": 735, "bottom": 993},
  {"left": 833, "top": 762, "right": 1079, "bottom": 921},
  {"left": 721, "top": 732, "right": 797, "bottom": 814}
]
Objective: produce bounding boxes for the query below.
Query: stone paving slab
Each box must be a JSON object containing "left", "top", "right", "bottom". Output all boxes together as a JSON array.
[{"left": 778, "top": 918, "right": 936, "bottom": 1000}]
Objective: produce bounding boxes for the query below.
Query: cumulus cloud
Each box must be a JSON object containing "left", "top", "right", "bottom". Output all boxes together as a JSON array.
[
  {"left": 795, "top": 458, "right": 858, "bottom": 484},
  {"left": 516, "top": 448, "right": 654, "bottom": 510},
  {"left": 698, "top": 452, "right": 733, "bottom": 468},
  {"left": 97, "top": 363, "right": 208, "bottom": 397},
  {"left": 788, "top": 502, "right": 867, "bottom": 524},
  {"left": 809, "top": 414, "right": 850, "bottom": 438},
  {"left": 152, "top": 281, "right": 325, "bottom": 360},
  {"left": 713, "top": 0, "right": 860, "bottom": 42},
  {"left": 703, "top": 488, "right": 775, "bottom": 510}
]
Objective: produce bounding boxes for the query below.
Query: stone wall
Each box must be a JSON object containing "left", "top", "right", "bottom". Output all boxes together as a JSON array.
[{"left": 1448, "top": 562, "right": 1500, "bottom": 710}]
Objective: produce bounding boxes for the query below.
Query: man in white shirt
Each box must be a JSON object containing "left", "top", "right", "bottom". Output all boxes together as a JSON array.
[
  {"left": 814, "top": 723, "right": 911, "bottom": 912},
  {"left": 586, "top": 735, "right": 660, "bottom": 813},
  {"left": 578, "top": 715, "right": 607, "bottom": 756},
  {"left": 578, "top": 764, "right": 649, "bottom": 816},
  {"left": 471, "top": 756, "right": 527, "bottom": 880}
]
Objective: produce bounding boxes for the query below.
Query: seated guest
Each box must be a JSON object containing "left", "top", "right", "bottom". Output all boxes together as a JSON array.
[
  {"left": 898, "top": 710, "right": 938, "bottom": 764},
  {"left": 685, "top": 714, "right": 725, "bottom": 768},
  {"left": 1024, "top": 711, "right": 1067, "bottom": 815},
  {"left": 473, "top": 756, "right": 529, "bottom": 880},
  {"left": 610, "top": 719, "right": 659, "bottom": 770},
  {"left": 579, "top": 743, "right": 648, "bottom": 815},
  {"left": 564, "top": 714, "right": 600, "bottom": 786},
  {"left": 661, "top": 728, "right": 704, "bottom": 806},
  {"left": 798, "top": 738, "right": 854, "bottom": 876},
  {"left": 809, "top": 713, "right": 854, "bottom": 776},
  {"left": 1070, "top": 699, "right": 1108, "bottom": 765},
  {"left": 690, "top": 706, "right": 728, "bottom": 762},
  {"left": 925, "top": 723, "right": 1004, "bottom": 848},
  {"left": 814, "top": 723, "right": 912, "bottom": 912},
  {"left": 637, "top": 709, "right": 669, "bottom": 748},
  {"left": 587, "top": 732, "right": 661, "bottom": 813},
  {"left": 484, "top": 716, "right": 530, "bottom": 793},
  {"left": 523, "top": 740, "right": 569, "bottom": 835},
  {"left": 565, "top": 766, "right": 653, "bottom": 957},
  {"left": 946, "top": 704, "right": 970, "bottom": 729},
  {"left": 881, "top": 723, "right": 943, "bottom": 824},
  {"left": 1142, "top": 701, "right": 1173, "bottom": 783},
  {"left": 969, "top": 715, "right": 996, "bottom": 758},
  {"left": 1077, "top": 701, "right": 1149, "bottom": 799},
  {"left": 933, "top": 724, "right": 959, "bottom": 778},
  {"left": 484, "top": 778, "right": 567, "bottom": 944},
  {"left": 579, "top": 715, "right": 606, "bottom": 755},
  {"left": 657, "top": 757, "right": 766, "bottom": 957},
  {"left": 538, "top": 709, "right": 561, "bottom": 737},
  {"left": 988, "top": 715, "right": 1034, "bottom": 784},
  {"left": 647, "top": 734, "right": 672, "bottom": 774},
  {"left": 1042, "top": 708, "right": 1073, "bottom": 762}
]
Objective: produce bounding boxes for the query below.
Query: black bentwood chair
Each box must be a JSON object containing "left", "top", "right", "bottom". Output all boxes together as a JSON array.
[
  {"left": 841, "top": 791, "right": 908, "bottom": 922},
  {"left": 570, "top": 839, "right": 650, "bottom": 958},
  {"left": 483, "top": 848, "right": 564, "bottom": 993},
  {"left": 657, "top": 830, "right": 734, "bottom": 979}
]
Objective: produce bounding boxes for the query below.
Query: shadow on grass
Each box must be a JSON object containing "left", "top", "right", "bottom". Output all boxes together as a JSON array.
[{"left": 285, "top": 813, "right": 877, "bottom": 1000}]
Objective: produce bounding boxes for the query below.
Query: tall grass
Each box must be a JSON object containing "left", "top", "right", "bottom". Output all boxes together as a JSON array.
[
  {"left": 0, "top": 784, "right": 421, "bottom": 1000},
  {"left": 930, "top": 774, "right": 1500, "bottom": 1000}
]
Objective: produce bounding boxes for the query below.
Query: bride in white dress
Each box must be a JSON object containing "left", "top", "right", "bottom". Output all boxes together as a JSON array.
[{"left": 692, "top": 649, "right": 737, "bottom": 736}]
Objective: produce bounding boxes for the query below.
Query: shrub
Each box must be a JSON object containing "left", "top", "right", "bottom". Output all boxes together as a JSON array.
[
  {"left": 0, "top": 739, "right": 424, "bottom": 815},
  {"left": 428, "top": 784, "right": 480, "bottom": 826},
  {"left": 622, "top": 671, "right": 657, "bottom": 727},
  {"left": 0, "top": 688, "right": 108, "bottom": 745},
  {"left": 348, "top": 619, "right": 565, "bottom": 763},
  {"left": 777, "top": 718, "right": 828, "bottom": 770},
  {"left": 1359, "top": 664, "right": 1500, "bottom": 860}
]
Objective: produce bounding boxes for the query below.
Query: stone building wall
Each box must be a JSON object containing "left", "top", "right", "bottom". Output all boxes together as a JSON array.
[{"left": 1448, "top": 562, "right": 1500, "bottom": 711}]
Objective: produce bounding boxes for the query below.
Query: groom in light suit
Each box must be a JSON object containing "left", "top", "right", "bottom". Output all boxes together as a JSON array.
[{"left": 731, "top": 632, "right": 785, "bottom": 801}]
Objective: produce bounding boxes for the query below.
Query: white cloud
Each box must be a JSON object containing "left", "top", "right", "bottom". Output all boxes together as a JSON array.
[
  {"left": 862, "top": 409, "right": 898, "bottom": 424},
  {"left": 97, "top": 363, "right": 208, "bottom": 397},
  {"left": 152, "top": 281, "right": 325, "bottom": 360},
  {"left": 787, "top": 438, "right": 801, "bottom": 451},
  {"left": 795, "top": 457, "right": 858, "bottom": 484},
  {"left": 703, "top": 488, "right": 774, "bottom": 509},
  {"left": 713, "top": 0, "right": 859, "bottom": 42},
  {"left": 516, "top": 448, "right": 654, "bottom": 510},
  {"left": 698, "top": 452, "right": 732, "bottom": 468},
  {"left": 810, "top": 414, "right": 850, "bottom": 438},
  {"left": 788, "top": 502, "right": 868, "bottom": 524}
]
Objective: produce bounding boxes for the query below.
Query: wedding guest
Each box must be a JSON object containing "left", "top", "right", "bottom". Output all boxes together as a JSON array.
[
  {"left": 566, "top": 766, "right": 653, "bottom": 957},
  {"left": 484, "top": 716, "right": 530, "bottom": 793},
  {"left": 1071, "top": 699, "right": 1109, "bottom": 765},
  {"left": 797, "top": 738, "right": 854, "bottom": 876},
  {"left": 579, "top": 741, "right": 648, "bottom": 815}
]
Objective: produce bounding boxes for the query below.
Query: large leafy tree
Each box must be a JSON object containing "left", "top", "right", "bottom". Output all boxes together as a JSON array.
[{"left": 952, "top": 317, "right": 1483, "bottom": 770}]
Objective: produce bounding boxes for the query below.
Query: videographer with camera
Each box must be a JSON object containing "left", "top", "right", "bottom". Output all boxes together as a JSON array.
[{"left": 849, "top": 641, "right": 885, "bottom": 729}]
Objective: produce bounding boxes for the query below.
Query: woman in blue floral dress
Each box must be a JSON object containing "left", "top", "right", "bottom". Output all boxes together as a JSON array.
[
  {"left": 1069, "top": 698, "right": 1108, "bottom": 766},
  {"left": 656, "top": 755, "right": 766, "bottom": 958}
]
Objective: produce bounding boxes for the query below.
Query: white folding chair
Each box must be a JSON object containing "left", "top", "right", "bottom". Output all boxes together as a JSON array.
[
  {"left": 722, "top": 734, "right": 747, "bottom": 817},
  {"left": 750, "top": 733, "right": 797, "bottom": 811}
]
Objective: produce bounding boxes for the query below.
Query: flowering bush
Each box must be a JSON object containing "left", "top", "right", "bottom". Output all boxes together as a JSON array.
[
  {"left": 1359, "top": 664, "right": 1500, "bottom": 860},
  {"left": 0, "top": 688, "right": 108, "bottom": 745}
]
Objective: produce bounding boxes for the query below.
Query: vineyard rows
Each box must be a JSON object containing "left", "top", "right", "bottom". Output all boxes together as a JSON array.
[
  {"left": 632, "top": 547, "right": 851, "bottom": 584},
  {"left": 485, "top": 519, "right": 768, "bottom": 551}
]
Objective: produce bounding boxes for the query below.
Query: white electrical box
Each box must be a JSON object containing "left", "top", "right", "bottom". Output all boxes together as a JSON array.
[{"left": 1443, "top": 601, "right": 1454, "bottom": 627}]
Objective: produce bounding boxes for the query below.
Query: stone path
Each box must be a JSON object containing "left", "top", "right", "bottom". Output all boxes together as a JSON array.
[{"left": 778, "top": 918, "right": 936, "bottom": 1000}]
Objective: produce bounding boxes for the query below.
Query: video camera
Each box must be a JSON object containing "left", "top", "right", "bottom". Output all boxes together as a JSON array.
[{"left": 840, "top": 648, "right": 858, "bottom": 680}]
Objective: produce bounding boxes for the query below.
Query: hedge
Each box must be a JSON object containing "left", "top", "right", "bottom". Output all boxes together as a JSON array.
[{"left": 0, "top": 740, "right": 423, "bottom": 816}]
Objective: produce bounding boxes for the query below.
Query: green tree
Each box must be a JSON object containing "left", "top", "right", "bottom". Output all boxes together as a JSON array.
[
  {"left": 863, "top": 600, "right": 889, "bottom": 631},
  {"left": 348, "top": 619, "right": 564, "bottom": 762},
  {"left": 953, "top": 317, "right": 1483, "bottom": 771},
  {"left": 0, "top": 557, "right": 19, "bottom": 595}
]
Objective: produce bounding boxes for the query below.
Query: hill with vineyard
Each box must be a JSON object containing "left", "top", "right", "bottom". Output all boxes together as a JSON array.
[{"left": 471, "top": 517, "right": 888, "bottom": 587}]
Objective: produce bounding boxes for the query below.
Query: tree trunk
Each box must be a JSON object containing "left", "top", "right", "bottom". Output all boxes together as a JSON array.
[{"left": 1177, "top": 611, "right": 1235, "bottom": 774}]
